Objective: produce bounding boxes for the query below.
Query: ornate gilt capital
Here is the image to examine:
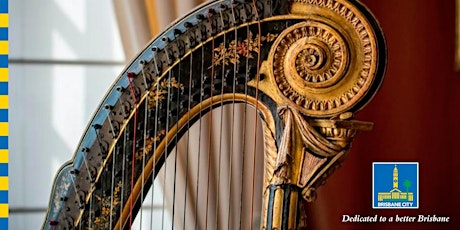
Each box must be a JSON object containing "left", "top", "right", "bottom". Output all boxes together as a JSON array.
[
  {"left": 255, "top": 0, "right": 386, "bottom": 195},
  {"left": 260, "top": 0, "right": 386, "bottom": 228}
]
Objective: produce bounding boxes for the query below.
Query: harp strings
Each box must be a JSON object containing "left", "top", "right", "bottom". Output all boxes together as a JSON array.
[
  {"left": 194, "top": 44, "right": 205, "bottom": 230},
  {"left": 128, "top": 73, "right": 140, "bottom": 229},
  {"left": 119, "top": 2, "right": 265, "bottom": 229},
  {"left": 86, "top": 130, "right": 96, "bottom": 230},
  {"left": 171, "top": 50, "right": 182, "bottom": 229},
  {"left": 204, "top": 11, "right": 216, "bottom": 229},
  {"left": 109, "top": 137, "right": 117, "bottom": 229},
  {"left": 227, "top": 4, "right": 238, "bottom": 229},
  {"left": 250, "top": 1, "right": 262, "bottom": 230},
  {"left": 161, "top": 69, "right": 173, "bottom": 229},
  {"left": 182, "top": 46, "right": 193, "bottom": 230},
  {"left": 215, "top": 7, "right": 227, "bottom": 229},
  {"left": 138, "top": 66, "right": 149, "bottom": 230},
  {"left": 150, "top": 51, "right": 161, "bottom": 230},
  {"left": 120, "top": 117, "right": 127, "bottom": 230}
]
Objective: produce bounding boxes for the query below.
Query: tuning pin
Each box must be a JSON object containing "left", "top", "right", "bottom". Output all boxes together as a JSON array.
[
  {"left": 184, "top": 21, "right": 194, "bottom": 28},
  {"left": 49, "top": 220, "right": 58, "bottom": 226},
  {"left": 104, "top": 104, "right": 114, "bottom": 110},
  {"left": 116, "top": 86, "right": 126, "bottom": 92},
  {"left": 162, "top": 36, "right": 170, "bottom": 42},
  {"left": 196, "top": 14, "right": 205, "bottom": 20},
  {"left": 207, "top": 8, "right": 216, "bottom": 17},
  {"left": 174, "top": 29, "right": 182, "bottom": 37}
]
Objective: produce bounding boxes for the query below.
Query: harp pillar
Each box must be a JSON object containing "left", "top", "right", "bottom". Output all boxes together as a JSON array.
[{"left": 256, "top": 0, "right": 386, "bottom": 228}]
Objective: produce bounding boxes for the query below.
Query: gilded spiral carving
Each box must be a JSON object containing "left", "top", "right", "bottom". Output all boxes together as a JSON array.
[
  {"left": 267, "top": 0, "right": 386, "bottom": 117},
  {"left": 279, "top": 21, "right": 349, "bottom": 89}
]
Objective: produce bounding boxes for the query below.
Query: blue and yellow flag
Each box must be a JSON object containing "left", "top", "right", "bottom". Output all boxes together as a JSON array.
[{"left": 0, "top": 0, "right": 8, "bottom": 228}]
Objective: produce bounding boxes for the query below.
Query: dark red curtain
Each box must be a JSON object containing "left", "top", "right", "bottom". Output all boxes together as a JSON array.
[{"left": 307, "top": 0, "right": 460, "bottom": 229}]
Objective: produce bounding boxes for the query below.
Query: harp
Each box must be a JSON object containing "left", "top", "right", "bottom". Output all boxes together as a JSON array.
[{"left": 42, "top": 0, "right": 386, "bottom": 229}]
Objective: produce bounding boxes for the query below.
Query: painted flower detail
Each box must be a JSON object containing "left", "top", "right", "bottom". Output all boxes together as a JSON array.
[
  {"left": 136, "top": 129, "right": 166, "bottom": 161},
  {"left": 51, "top": 173, "right": 73, "bottom": 217},
  {"left": 236, "top": 41, "right": 249, "bottom": 57},
  {"left": 147, "top": 77, "right": 183, "bottom": 109},
  {"left": 265, "top": 33, "right": 278, "bottom": 42},
  {"left": 211, "top": 32, "right": 278, "bottom": 68},
  {"left": 91, "top": 181, "right": 123, "bottom": 229}
]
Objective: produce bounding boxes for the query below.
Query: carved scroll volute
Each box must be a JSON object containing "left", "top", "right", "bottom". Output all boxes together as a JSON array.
[{"left": 256, "top": 0, "right": 386, "bottom": 229}]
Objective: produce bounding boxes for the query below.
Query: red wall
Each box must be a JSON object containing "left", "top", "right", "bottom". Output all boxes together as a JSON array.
[{"left": 307, "top": 0, "right": 460, "bottom": 229}]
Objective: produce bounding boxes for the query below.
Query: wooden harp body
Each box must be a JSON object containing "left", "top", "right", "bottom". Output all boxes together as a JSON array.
[{"left": 43, "top": 0, "right": 386, "bottom": 229}]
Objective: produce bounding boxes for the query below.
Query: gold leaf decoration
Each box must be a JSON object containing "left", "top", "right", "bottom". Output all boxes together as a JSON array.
[
  {"left": 148, "top": 77, "right": 183, "bottom": 109},
  {"left": 91, "top": 181, "right": 123, "bottom": 229},
  {"left": 136, "top": 129, "right": 166, "bottom": 161},
  {"left": 211, "top": 32, "right": 278, "bottom": 68}
]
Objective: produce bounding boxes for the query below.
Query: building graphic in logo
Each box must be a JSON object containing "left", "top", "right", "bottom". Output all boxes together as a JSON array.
[{"left": 372, "top": 162, "right": 419, "bottom": 209}]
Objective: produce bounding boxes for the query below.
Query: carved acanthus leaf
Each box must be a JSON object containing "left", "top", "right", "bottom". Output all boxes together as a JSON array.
[{"left": 273, "top": 108, "right": 294, "bottom": 184}]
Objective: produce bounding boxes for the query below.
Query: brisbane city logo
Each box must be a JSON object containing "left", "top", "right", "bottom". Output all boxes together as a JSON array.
[{"left": 372, "top": 162, "right": 419, "bottom": 209}]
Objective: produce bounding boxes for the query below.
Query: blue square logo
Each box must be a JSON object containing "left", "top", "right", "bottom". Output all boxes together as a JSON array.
[{"left": 372, "top": 162, "right": 419, "bottom": 209}]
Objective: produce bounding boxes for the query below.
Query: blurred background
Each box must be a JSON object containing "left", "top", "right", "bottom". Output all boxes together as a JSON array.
[
  {"left": 9, "top": 0, "right": 209, "bottom": 228},
  {"left": 8, "top": 0, "right": 460, "bottom": 229},
  {"left": 309, "top": 1, "right": 460, "bottom": 229}
]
